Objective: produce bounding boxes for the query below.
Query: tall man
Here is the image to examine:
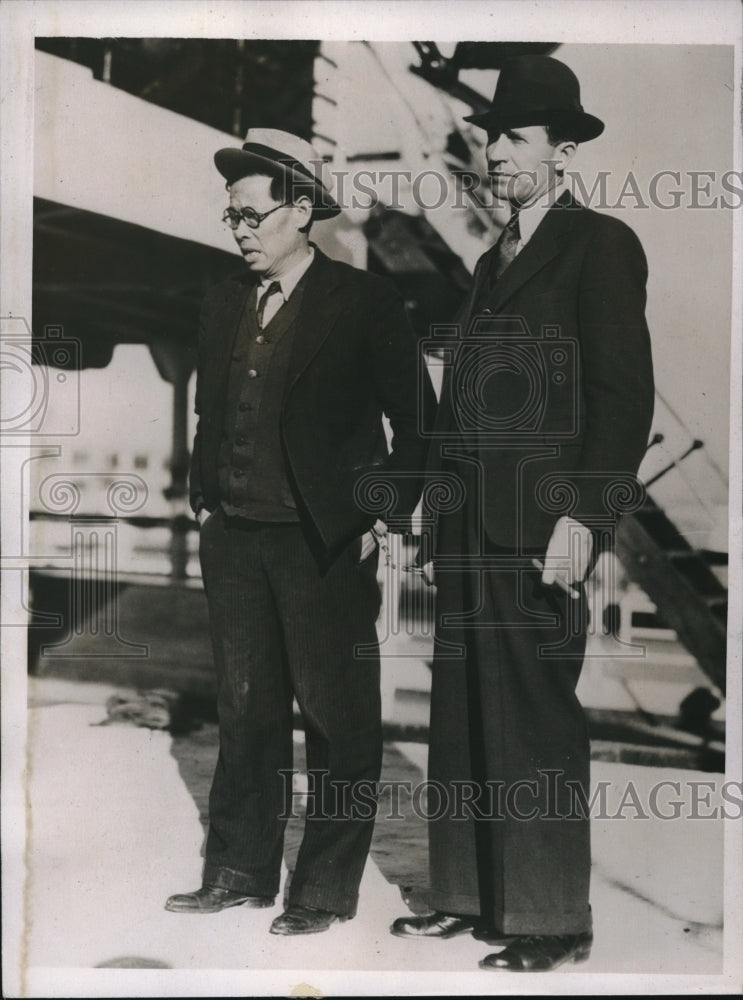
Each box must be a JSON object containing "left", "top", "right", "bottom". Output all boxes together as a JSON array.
[
  {"left": 166, "top": 128, "right": 434, "bottom": 935},
  {"left": 392, "top": 56, "right": 654, "bottom": 970}
]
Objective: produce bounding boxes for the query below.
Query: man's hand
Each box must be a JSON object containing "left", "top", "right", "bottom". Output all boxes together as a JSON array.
[
  {"left": 402, "top": 545, "right": 434, "bottom": 587},
  {"left": 539, "top": 515, "right": 593, "bottom": 598}
]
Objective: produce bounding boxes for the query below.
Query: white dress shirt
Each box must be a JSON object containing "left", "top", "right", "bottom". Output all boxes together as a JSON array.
[{"left": 257, "top": 246, "right": 315, "bottom": 328}]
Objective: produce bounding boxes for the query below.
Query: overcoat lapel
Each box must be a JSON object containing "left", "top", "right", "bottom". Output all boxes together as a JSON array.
[
  {"left": 481, "top": 191, "right": 582, "bottom": 315},
  {"left": 432, "top": 192, "right": 584, "bottom": 444},
  {"left": 201, "top": 278, "right": 253, "bottom": 421},
  {"left": 433, "top": 260, "right": 488, "bottom": 441},
  {"left": 284, "top": 249, "right": 349, "bottom": 393}
]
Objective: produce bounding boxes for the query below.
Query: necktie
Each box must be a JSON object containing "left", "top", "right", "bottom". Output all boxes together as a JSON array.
[
  {"left": 256, "top": 280, "right": 282, "bottom": 329},
  {"left": 490, "top": 212, "right": 521, "bottom": 285}
]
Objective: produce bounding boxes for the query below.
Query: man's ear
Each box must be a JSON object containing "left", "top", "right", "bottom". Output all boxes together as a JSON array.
[
  {"left": 554, "top": 140, "right": 578, "bottom": 173},
  {"left": 292, "top": 196, "right": 313, "bottom": 231}
]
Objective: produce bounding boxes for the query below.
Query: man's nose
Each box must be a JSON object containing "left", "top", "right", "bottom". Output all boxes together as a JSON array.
[
  {"left": 486, "top": 133, "right": 509, "bottom": 164},
  {"left": 234, "top": 219, "right": 255, "bottom": 239}
]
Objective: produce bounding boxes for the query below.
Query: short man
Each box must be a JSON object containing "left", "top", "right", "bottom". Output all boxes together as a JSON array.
[
  {"left": 166, "top": 128, "right": 434, "bottom": 934},
  {"left": 392, "top": 56, "right": 654, "bottom": 970}
]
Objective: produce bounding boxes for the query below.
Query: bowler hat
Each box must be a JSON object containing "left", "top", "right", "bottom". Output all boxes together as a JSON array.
[
  {"left": 214, "top": 127, "right": 341, "bottom": 219},
  {"left": 464, "top": 55, "right": 604, "bottom": 142}
]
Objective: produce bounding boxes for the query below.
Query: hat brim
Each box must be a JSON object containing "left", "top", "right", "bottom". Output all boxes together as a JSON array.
[
  {"left": 214, "top": 147, "right": 341, "bottom": 219},
  {"left": 463, "top": 108, "right": 605, "bottom": 143}
]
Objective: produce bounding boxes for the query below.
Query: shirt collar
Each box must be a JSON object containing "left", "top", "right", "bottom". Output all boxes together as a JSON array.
[
  {"left": 258, "top": 246, "right": 315, "bottom": 301},
  {"left": 517, "top": 180, "right": 565, "bottom": 247}
]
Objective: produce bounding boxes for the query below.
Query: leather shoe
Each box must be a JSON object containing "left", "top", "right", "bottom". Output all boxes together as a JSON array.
[
  {"left": 164, "top": 885, "right": 275, "bottom": 914},
  {"left": 270, "top": 904, "right": 348, "bottom": 935},
  {"left": 479, "top": 932, "right": 593, "bottom": 971},
  {"left": 390, "top": 912, "right": 478, "bottom": 939}
]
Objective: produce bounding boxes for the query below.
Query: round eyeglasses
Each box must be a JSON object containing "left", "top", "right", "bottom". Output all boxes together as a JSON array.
[{"left": 221, "top": 202, "right": 290, "bottom": 230}]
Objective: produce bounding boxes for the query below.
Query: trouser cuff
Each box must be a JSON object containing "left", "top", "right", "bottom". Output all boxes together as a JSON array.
[
  {"left": 424, "top": 888, "right": 481, "bottom": 918},
  {"left": 497, "top": 908, "right": 593, "bottom": 936},
  {"left": 203, "top": 863, "right": 279, "bottom": 897},
  {"left": 288, "top": 880, "right": 359, "bottom": 918}
]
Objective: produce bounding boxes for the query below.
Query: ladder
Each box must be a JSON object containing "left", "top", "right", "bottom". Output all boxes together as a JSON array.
[{"left": 615, "top": 496, "right": 727, "bottom": 695}]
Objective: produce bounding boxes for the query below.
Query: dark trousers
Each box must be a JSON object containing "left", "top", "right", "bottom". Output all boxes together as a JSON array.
[
  {"left": 425, "top": 464, "right": 592, "bottom": 935},
  {"left": 198, "top": 507, "right": 382, "bottom": 917}
]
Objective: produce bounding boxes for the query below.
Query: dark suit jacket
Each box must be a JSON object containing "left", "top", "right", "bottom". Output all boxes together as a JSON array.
[
  {"left": 190, "top": 247, "right": 436, "bottom": 568},
  {"left": 430, "top": 191, "right": 654, "bottom": 550}
]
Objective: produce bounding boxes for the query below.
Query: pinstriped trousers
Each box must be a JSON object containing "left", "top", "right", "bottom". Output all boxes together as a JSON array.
[{"left": 198, "top": 507, "right": 382, "bottom": 917}]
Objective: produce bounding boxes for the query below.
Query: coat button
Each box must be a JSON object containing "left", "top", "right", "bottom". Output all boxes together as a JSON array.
[
  {"left": 247, "top": 369, "right": 258, "bottom": 379},
  {"left": 255, "top": 334, "right": 267, "bottom": 344},
  {"left": 236, "top": 435, "right": 247, "bottom": 445},
  {"left": 239, "top": 402, "right": 251, "bottom": 411},
  {"left": 233, "top": 469, "right": 245, "bottom": 478}
]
